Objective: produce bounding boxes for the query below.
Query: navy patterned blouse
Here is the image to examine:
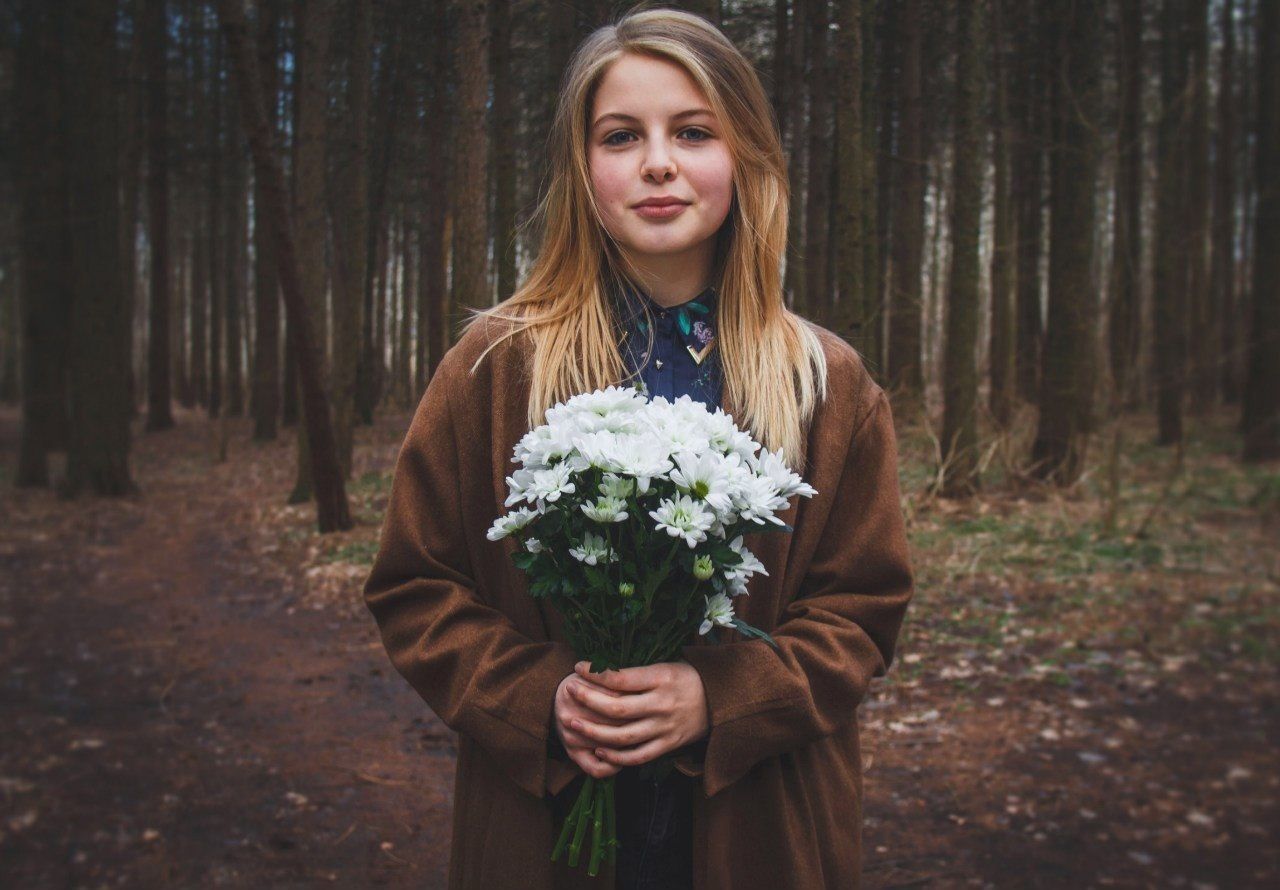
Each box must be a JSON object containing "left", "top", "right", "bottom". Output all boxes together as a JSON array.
[{"left": 609, "top": 277, "right": 723, "bottom": 412}]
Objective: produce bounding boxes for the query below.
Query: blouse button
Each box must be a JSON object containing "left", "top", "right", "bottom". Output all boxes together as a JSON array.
[{"left": 655, "top": 359, "right": 664, "bottom": 369}]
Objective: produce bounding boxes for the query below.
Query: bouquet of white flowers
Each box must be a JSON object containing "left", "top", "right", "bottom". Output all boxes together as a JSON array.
[{"left": 486, "top": 385, "right": 818, "bottom": 876}]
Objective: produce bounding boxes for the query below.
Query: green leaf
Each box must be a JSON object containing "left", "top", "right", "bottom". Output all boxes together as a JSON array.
[{"left": 732, "top": 618, "right": 779, "bottom": 649}]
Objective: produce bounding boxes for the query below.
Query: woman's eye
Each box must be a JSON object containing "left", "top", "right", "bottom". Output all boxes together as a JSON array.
[{"left": 601, "top": 127, "right": 712, "bottom": 147}]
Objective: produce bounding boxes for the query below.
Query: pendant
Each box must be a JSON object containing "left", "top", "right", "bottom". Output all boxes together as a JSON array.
[{"left": 687, "top": 337, "right": 715, "bottom": 365}]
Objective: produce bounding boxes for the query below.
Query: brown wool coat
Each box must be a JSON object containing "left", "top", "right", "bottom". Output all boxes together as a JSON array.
[{"left": 362, "top": 314, "right": 915, "bottom": 889}]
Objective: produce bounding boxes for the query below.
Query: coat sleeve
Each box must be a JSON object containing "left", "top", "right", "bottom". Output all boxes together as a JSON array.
[
  {"left": 675, "top": 387, "right": 914, "bottom": 797},
  {"left": 362, "top": 359, "right": 581, "bottom": 800}
]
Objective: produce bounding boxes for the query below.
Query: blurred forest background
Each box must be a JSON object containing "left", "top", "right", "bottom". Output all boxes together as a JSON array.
[{"left": 0, "top": 0, "right": 1276, "bottom": 887}]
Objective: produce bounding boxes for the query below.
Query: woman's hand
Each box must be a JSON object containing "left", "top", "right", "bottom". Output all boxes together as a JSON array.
[
  {"left": 566, "top": 660, "right": 709, "bottom": 768},
  {"left": 553, "top": 672, "right": 626, "bottom": 780}
]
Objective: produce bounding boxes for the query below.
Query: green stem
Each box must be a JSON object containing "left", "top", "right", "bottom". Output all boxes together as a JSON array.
[
  {"left": 551, "top": 775, "right": 593, "bottom": 863},
  {"left": 587, "top": 778, "right": 607, "bottom": 876},
  {"left": 567, "top": 776, "right": 595, "bottom": 868}
]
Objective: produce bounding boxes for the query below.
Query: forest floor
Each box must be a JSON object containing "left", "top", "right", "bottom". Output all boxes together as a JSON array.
[{"left": 0, "top": 399, "right": 1276, "bottom": 889}]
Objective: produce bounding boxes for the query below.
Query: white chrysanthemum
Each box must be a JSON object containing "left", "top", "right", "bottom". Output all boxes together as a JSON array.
[
  {"left": 600, "top": 433, "right": 675, "bottom": 495},
  {"left": 529, "top": 462, "right": 576, "bottom": 505},
  {"left": 641, "top": 396, "right": 714, "bottom": 457},
  {"left": 669, "top": 450, "right": 735, "bottom": 515},
  {"left": 702, "top": 408, "right": 760, "bottom": 461},
  {"left": 732, "top": 473, "right": 789, "bottom": 525},
  {"left": 649, "top": 494, "right": 716, "bottom": 548},
  {"left": 525, "top": 537, "right": 544, "bottom": 553},
  {"left": 512, "top": 423, "right": 580, "bottom": 469},
  {"left": 549, "top": 385, "right": 648, "bottom": 434},
  {"left": 573, "top": 430, "right": 630, "bottom": 472},
  {"left": 699, "top": 591, "right": 736, "bottom": 635},
  {"left": 581, "top": 495, "right": 628, "bottom": 523},
  {"left": 598, "top": 472, "right": 635, "bottom": 500},
  {"left": 568, "top": 531, "right": 618, "bottom": 565},
  {"left": 486, "top": 505, "right": 540, "bottom": 541},
  {"left": 756, "top": 447, "right": 819, "bottom": 499},
  {"left": 716, "top": 533, "right": 769, "bottom": 596}
]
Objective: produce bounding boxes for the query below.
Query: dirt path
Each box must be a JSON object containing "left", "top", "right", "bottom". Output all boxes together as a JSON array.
[
  {"left": 1, "top": 405, "right": 1276, "bottom": 888},
  {"left": 1, "top": 409, "right": 454, "bottom": 887}
]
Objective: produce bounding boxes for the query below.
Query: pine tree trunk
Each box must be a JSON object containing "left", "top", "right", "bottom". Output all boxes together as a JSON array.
[
  {"left": 287, "top": 0, "right": 334, "bottom": 503},
  {"left": 1013, "top": 1, "right": 1048, "bottom": 405},
  {"left": 783, "top": 0, "right": 807, "bottom": 308},
  {"left": 15, "top": 0, "right": 71, "bottom": 486},
  {"left": 940, "top": 0, "right": 987, "bottom": 497},
  {"left": 65, "top": 0, "right": 137, "bottom": 497},
  {"left": 1186, "top": 0, "right": 1214, "bottom": 407},
  {"left": 451, "top": 0, "right": 492, "bottom": 327},
  {"left": 888, "top": 0, "right": 924, "bottom": 397},
  {"left": 804, "top": 0, "right": 833, "bottom": 326},
  {"left": 832, "top": 0, "right": 864, "bottom": 350},
  {"left": 225, "top": 103, "right": 247, "bottom": 419},
  {"left": 218, "top": 0, "right": 351, "bottom": 531},
  {"left": 331, "top": 0, "right": 370, "bottom": 479},
  {"left": 1212, "top": 0, "right": 1239, "bottom": 404},
  {"left": 989, "top": 0, "right": 1016, "bottom": 428},
  {"left": 1110, "top": 0, "right": 1143, "bottom": 410},
  {"left": 145, "top": 0, "right": 175, "bottom": 431},
  {"left": 1241, "top": 0, "right": 1279, "bottom": 460},
  {"left": 1154, "top": 0, "right": 1190, "bottom": 445},
  {"left": 1031, "top": 0, "right": 1103, "bottom": 484},
  {"left": 492, "top": 0, "right": 517, "bottom": 305},
  {"left": 252, "top": 0, "right": 283, "bottom": 441}
]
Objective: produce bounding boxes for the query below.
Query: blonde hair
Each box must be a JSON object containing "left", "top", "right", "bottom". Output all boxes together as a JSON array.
[{"left": 461, "top": 1, "right": 828, "bottom": 471}]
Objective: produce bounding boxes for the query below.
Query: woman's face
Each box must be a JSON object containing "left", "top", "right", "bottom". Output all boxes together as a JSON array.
[{"left": 587, "top": 53, "right": 735, "bottom": 266}]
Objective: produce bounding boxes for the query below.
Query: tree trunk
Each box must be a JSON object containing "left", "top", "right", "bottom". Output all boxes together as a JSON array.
[
  {"left": 783, "top": 0, "right": 807, "bottom": 308},
  {"left": 1013, "top": 1, "right": 1047, "bottom": 405},
  {"left": 15, "top": 0, "right": 72, "bottom": 486},
  {"left": 1154, "top": 0, "right": 1190, "bottom": 445},
  {"left": 492, "top": 0, "right": 517, "bottom": 304},
  {"left": 1241, "top": 0, "right": 1279, "bottom": 460},
  {"left": 940, "top": 0, "right": 987, "bottom": 497},
  {"left": 1212, "top": 0, "right": 1239, "bottom": 404},
  {"left": 287, "top": 0, "right": 334, "bottom": 504},
  {"left": 804, "top": 0, "right": 833, "bottom": 326},
  {"left": 331, "top": 0, "right": 370, "bottom": 479},
  {"left": 1031, "top": 0, "right": 1103, "bottom": 485},
  {"left": 451, "top": 0, "right": 492, "bottom": 328},
  {"left": 145, "top": 0, "right": 175, "bottom": 431},
  {"left": 64, "top": 0, "right": 138, "bottom": 497},
  {"left": 988, "top": 0, "right": 1016, "bottom": 428},
  {"left": 217, "top": 0, "right": 351, "bottom": 532},
  {"left": 252, "top": 0, "right": 283, "bottom": 441},
  {"left": 832, "top": 0, "right": 864, "bottom": 352},
  {"left": 1186, "top": 0, "right": 1214, "bottom": 407},
  {"left": 225, "top": 101, "right": 247, "bottom": 419},
  {"left": 888, "top": 0, "right": 924, "bottom": 397},
  {"left": 1110, "top": 0, "right": 1143, "bottom": 410}
]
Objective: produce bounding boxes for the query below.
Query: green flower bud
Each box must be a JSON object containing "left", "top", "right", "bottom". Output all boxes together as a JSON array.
[
  {"left": 692, "top": 555, "right": 714, "bottom": 581},
  {"left": 618, "top": 581, "right": 635, "bottom": 598}
]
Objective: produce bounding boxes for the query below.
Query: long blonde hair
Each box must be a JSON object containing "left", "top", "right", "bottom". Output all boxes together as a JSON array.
[{"left": 461, "top": 2, "right": 828, "bottom": 471}]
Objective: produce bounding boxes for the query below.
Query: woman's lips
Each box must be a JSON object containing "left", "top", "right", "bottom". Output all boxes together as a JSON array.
[{"left": 633, "top": 202, "right": 689, "bottom": 220}]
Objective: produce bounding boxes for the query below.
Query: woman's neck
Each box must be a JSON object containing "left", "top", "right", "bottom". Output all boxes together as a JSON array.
[{"left": 619, "top": 242, "right": 716, "bottom": 309}]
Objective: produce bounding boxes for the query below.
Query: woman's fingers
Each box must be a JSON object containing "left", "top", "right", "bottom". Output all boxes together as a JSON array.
[
  {"left": 566, "top": 742, "right": 621, "bottom": 779},
  {"left": 570, "top": 713, "right": 662, "bottom": 748},
  {"left": 593, "top": 735, "right": 669, "bottom": 768},
  {"left": 569, "top": 680, "right": 654, "bottom": 722}
]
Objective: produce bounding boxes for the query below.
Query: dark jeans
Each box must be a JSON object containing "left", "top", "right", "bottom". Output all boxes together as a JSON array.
[{"left": 613, "top": 764, "right": 695, "bottom": 890}]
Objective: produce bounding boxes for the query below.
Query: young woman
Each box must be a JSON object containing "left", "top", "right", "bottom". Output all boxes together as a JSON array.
[{"left": 362, "top": 7, "right": 914, "bottom": 889}]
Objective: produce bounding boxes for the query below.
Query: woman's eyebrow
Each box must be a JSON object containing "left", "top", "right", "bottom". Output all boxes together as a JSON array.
[{"left": 592, "top": 108, "right": 715, "bottom": 128}]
